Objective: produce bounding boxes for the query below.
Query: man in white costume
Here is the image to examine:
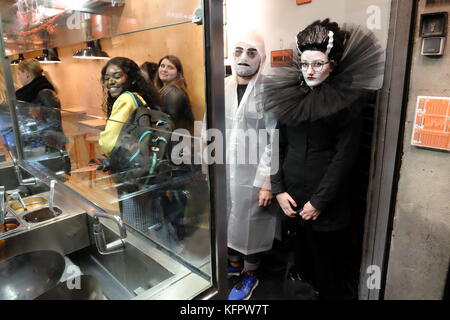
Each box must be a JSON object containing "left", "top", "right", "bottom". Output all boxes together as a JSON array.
[{"left": 225, "top": 31, "right": 277, "bottom": 300}]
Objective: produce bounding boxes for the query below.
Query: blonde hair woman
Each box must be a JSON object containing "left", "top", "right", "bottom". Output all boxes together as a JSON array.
[
  {"left": 15, "top": 58, "right": 68, "bottom": 157},
  {"left": 0, "top": 67, "right": 6, "bottom": 105},
  {"left": 15, "top": 58, "right": 60, "bottom": 108}
]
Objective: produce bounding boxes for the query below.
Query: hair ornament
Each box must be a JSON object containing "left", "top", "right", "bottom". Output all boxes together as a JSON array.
[
  {"left": 296, "top": 36, "right": 302, "bottom": 55},
  {"left": 325, "top": 31, "right": 334, "bottom": 57}
]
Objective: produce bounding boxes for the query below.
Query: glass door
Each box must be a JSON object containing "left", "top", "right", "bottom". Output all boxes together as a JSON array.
[{"left": 0, "top": 0, "right": 226, "bottom": 300}]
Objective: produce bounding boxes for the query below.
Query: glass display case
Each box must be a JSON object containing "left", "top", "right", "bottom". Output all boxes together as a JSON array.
[{"left": 0, "top": 0, "right": 227, "bottom": 300}]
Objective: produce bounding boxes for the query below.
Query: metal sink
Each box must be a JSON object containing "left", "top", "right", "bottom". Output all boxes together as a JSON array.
[
  {"left": 0, "top": 250, "right": 65, "bottom": 300},
  {"left": 66, "top": 236, "right": 174, "bottom": 299},
  {"left": 0, "top": 217, "right": 20, "bottom": 234},
  {"left": 0, "top": 216, "right": 25, "bottom": 239},
  {"left": 22, "top": 206, "right": 62, "bottom": 223},
  {"left": 9, "top": 196, "right": 47, "bottom": 212},
  {"left": 36, "top": 275, "right": 104, "bottom": 300}
]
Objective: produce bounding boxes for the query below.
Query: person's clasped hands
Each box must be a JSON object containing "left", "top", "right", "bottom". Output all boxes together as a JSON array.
[{"left": 275, "top": 193, "right": 321, "bottom": 221}]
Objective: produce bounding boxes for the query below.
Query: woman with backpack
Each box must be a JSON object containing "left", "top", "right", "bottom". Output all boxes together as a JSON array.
[
  {"left": 98, "top": 57, "right": 171, "bottom": 239},
  {"left": 99, "top": 57, "right": 161, "bottom": 156}
]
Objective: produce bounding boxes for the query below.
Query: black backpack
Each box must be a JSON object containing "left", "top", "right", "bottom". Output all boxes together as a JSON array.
[{"left": 108, "top": 91, "right": 174, "bottom": 188}]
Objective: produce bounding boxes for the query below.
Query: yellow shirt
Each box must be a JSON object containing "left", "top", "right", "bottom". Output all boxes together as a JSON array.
[{"left": 99, "top": 92, "right": 146, "bottom": 156}]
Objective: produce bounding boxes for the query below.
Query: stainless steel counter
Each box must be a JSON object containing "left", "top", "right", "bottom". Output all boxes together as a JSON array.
[{"left": 0, "top": 161, "right": 212, "bottom": 300}]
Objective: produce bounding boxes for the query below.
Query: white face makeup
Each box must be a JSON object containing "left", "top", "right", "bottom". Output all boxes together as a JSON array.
[
  {"left": 233, "top": 42, "right": 261, "bottom": 78},
  {"left": 300, "top": 50, "right": 332, "bottom": 87}
]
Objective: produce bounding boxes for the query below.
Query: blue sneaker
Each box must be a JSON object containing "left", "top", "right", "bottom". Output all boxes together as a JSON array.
[
  {"left": 227, "top": 264, "right": 244, "bottom": 278},
  {"left": 228, "top": 274, "right": 259, "bottom": 300}
]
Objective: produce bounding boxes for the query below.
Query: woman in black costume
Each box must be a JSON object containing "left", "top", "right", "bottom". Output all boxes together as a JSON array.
[{"left": 260, "top": 19, "right": 385, "bottom": 299}]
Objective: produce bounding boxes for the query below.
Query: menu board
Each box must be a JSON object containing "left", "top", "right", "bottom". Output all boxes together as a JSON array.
[{"left": 411, "top": 96, "right": 450, "bottom": 151}]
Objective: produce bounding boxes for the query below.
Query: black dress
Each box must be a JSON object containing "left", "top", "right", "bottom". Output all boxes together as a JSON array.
[
  {"left": 260, "top": 24, "right": 385, "bottom": 300},
  {"left": 268, "top": 85, "right": 364, "bottom": 300},
  {"left": 272, "top": 106, "right": 362, "bottom": 232}
]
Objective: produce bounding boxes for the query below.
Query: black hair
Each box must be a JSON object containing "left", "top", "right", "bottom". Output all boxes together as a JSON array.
[
  {"left": 296, "top": 19, "right": 348, "bottom": 65},
  {"left": 101, "top": 57, "right": 162, "bottom": 117},
  {"left": 140, "top": 61, "right": 159, "bottom": 83}
]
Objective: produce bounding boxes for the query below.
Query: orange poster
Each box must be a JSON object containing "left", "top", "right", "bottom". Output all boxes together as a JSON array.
[{"left": 411, "top": 96, "right": 450, "bottom": 151}]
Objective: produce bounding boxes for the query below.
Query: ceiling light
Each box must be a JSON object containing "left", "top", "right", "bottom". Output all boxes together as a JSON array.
[
  {"left": 73, "top": 40, "right": 110, "bottom": 60},
  {"left": 10, "top": 53, "right": 25, "bottom": 65},
  {"left": 36, "top": 48, "right": 61, "bottom": 64}
]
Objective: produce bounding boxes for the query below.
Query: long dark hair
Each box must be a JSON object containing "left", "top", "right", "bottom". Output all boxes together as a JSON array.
[
  {"left": 101, "top": 57, "right": 161, "bottom": 117},
  {"left": 155, "top": 55, "right": 189, "bottom": 93},
  {"left": 140, "top": 61, "right": 159, "bottom": 83}
]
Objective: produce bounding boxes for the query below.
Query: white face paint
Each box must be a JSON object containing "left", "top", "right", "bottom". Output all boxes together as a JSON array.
[
  {"left": 233, "top": 42, "right": 261, "bottom": 78},
  {"left": 300, "top": 50, "right": 333, "bottom": 87}
]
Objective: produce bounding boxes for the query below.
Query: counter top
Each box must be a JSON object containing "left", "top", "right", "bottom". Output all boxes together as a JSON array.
[
  {"left": 61, "top": 106, "right": 86, "bottom": 114},
  {"left": 79, "top": 118, "right": 106, "bottom": 130}
]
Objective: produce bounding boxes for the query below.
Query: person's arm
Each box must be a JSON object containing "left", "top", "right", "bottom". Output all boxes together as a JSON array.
[
  {"left": 99, "top": 93, "right": 137, "bottom": 156},
  {"left": 162, "top": 86, "right": 189, "bottom": 121},
  {"left": 253, "top": 112, "right": 276, "bottom": 189},
  {"left": 271, "top": 122, "right": 298, "bottom": 216},
  {"left": 31, "top": 89, "right": 61, "bottom": 123},
  {"left": 270, "top": 122, "right": 287, "bottom": 195},
  {"left": 36, "top": 89, "right": 61, "bottom": 109},
  {"left": 309, "top": 109, "right": 362, "bottom": 212},
  {"left": 254, "top": 112, "right": 277, "bottom": 206}
]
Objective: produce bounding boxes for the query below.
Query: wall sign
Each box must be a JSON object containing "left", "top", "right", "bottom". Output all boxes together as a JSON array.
[
  {"left": 411, "top": 96, "right": 450, "bottom": 151},
  {"left": 271, "top": 49, "right": 293, "bottom": 68}
]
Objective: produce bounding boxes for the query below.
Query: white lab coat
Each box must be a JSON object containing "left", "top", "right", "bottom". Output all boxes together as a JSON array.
[{"left": 225, "top": 73, "right": 278, "bottom": 255}]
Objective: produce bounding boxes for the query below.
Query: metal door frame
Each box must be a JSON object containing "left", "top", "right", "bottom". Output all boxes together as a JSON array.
[{"left": 359, "top": 0, "right": 417, "bottom": 300}]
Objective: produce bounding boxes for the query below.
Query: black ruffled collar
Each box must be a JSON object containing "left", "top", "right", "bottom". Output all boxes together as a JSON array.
[
  {"left": 257, "top": 25, "right": 385, "bottom": 125},
  {"left": 257, "top": 67, "right": 361, "bottom": 125}
]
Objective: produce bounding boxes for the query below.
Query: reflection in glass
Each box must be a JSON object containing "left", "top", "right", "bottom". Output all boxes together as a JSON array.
[
  {"left": 13, "top": 58, "right": 70, "bottom": 172},
  {"left": 0, "top": 62, "right": 15, "bottom": 162},
  {"left": 28, "top": 54, "right": 211, "bottom": 275},
  {"left": 2, "top": 0, "right": 198, "bottom": 56},
  {"left": 3, "top": 0, "right": 213, "bottom": 286}
]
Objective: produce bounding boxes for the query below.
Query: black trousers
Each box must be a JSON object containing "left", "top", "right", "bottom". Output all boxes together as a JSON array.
[
  {"left": 161, "top": 188, "right": 188, "bottom": 240},
  {"left": 293, "top": 222, "right": 350, "bottom": 300}
]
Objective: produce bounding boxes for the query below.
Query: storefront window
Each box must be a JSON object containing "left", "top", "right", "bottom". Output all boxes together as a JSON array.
[
  {"left": 0, "top": 0, "right": 214, "bottom": 299},
  {"left": 0, "top": 61, "right": 15, "bottom": 163}
]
